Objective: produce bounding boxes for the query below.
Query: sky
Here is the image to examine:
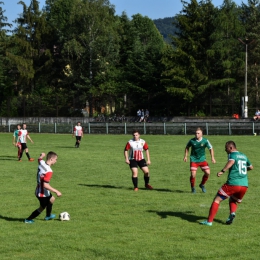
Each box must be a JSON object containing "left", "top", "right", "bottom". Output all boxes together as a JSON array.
[{"left": 3, "top": 0, "right": 244, "bottom": 25}]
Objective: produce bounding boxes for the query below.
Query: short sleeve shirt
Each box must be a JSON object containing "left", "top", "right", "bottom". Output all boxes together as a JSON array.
[
  {"left": 186, "top": 137, "right": 212, "bottom": 162},
  {"left": 35, "top": 159, "right": 53, "bottom": 197},
  {"left": 226, "top": 151, "right": 252, "bottom": 187},
  {"left": 125, "top": 138, "right": 148, "bottom": 161}
]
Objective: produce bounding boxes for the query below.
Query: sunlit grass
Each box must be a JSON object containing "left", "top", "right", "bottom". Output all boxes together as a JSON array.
[{"left": 0, "top": 133, "right": 259, "bottom": 259}]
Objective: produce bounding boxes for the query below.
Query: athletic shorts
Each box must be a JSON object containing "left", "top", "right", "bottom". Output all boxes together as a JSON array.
[
  {"left": 190, "top": 161, "right": 209, "bottom": 171},
  {"left": 21, "top": 143, "right": 28, "bottom": 150},
  {"left": 76, "top": 136, "right": 82, "bottom": 141},
  {"left": 129, "top": 159, "right": 147, "bottom": 169},
  {"left": 218, "top": 184, "right": 248, "bottom": 203},
  {"left": 37, "top": 194, "right": 53, "bottom": 208}
]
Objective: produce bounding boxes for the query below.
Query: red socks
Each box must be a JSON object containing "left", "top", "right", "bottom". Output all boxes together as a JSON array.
[{"left": 208, "top": 202, "right": 219, "bottom": 222}]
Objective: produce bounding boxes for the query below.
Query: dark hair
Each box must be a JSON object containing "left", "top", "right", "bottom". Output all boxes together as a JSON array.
[
  {"left": 225, "top": 141, "right": 236, "bottom": 148},
  {"left": 132, "top": 129, "right": 140, "bottom": 135},
  {"left": 47, "top": 151, "right": 58, "bottom": 160}
]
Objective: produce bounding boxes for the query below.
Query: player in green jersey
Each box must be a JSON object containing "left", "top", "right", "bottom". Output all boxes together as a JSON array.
[
  {"left": 200, "top": 141, "right": 253, "bottom": 226},
  {"left": 13, "top": 124, "right": 22, "bottom": 159},
  {"left": 183, "top": 128, "right": 216, "bottom": 193}
]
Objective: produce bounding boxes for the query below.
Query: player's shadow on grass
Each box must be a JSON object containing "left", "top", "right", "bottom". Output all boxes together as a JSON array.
[
  {"left": 0, "top": 155, "right": 18, "bottom": 161},
  {"left": 78, "top": 184, "right": 175, "bottom": 192},
  {"left": 56, "top": 146, "right": 79, "bottom": 148},
  {"left": 0, "top": 214, "right": 24, "bottom": 222},
  {"left": 79, "top": 184, "right": 123, "bottom": 189},
  {"left": 147, "top": 210, "right": 224, "bottom": 224}
]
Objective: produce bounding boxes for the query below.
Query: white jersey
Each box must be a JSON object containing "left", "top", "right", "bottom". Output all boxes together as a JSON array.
[
  {"left": 125, "top": 138, "right": 149, "bottom": 161},
  {"left": 18, "top": 129, "right": 28, "bottom": 143},
  {"left": 74, "top": 126, "right": 83, "bottom": 136},
  {"left": 35, "top": 159, "right": 53, "bottom": 197}
]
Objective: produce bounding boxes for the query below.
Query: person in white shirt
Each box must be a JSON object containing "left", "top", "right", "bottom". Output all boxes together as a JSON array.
[
  {"left": 124, "top": 130, "right": 153, "bottom": 191},
  {"left": 73, "top": 122, "right": 84, "bottom": 148}
]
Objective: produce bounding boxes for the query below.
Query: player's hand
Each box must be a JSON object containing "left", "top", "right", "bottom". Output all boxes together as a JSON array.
[
  {"left": 147, "top": 160, "right": 151, "bottom": 165},
  {"left": 40, "top": 153, "right": 46, "bottom": 157},
  {"left": 56, "top": 191, "right": 62, "bottom": 197},
  {"left": 217, "top": 171, "right": 223, "bottom": 177},
  {"left": 183, "top": 157, "right": 187, "bottom": 162},
  {"left": 125, "top": 159, "right": 130, "bottom": 165},
  {"left": 212, "top": 158, "right": 216, "bottom": 163}
]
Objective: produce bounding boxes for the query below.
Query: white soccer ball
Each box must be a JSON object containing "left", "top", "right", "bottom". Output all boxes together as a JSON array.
[
  {"left": 254, "top": 133, "right": 257, "bottom": 136},
  {"left": 59, "top": 212, "right": 70, "bottom": 221}
]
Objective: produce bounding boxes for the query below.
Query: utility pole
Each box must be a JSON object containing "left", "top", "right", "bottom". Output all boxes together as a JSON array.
[{"left": 238, "top": 38, "right": 254, "bottom": 118}]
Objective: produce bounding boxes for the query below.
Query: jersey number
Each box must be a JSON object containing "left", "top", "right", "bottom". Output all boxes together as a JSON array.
[{"left": 238, "top": 160, "right": 247, "bottom": 175}]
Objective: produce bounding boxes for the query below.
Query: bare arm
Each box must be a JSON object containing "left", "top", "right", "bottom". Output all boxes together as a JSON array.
[
  {"left": 183, "top": 147, "right": 189, "bottom": 162},
  {"left": 43, "top": 182, "right": 62, "bottom": 197},
  {"left": 145, "top": 149, "right": 151, "bottom": 165},
  {"left": 217, "top": 160, "right": 235, "bottom": 177},
  {"left": 124, "top": 150, "right": 130, "bottom": 164},
  {"left": 209, "top": 148, "right": 216, "bottom": 163},
  {"left": 27, "top": 134, "right": 34, "bottom": 143}
]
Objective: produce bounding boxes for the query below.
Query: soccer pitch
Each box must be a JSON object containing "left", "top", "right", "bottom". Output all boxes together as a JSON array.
[{"left": 1, "top": 133, "right": 259, "bottom": 259}]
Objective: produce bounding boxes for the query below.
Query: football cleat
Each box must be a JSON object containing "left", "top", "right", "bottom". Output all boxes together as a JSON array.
[
  {"left": 200, "top": 220, "right": 212, "bottom": 226},
  {"left": 226, "top": 213, "right": 236, "bottom": 225}
]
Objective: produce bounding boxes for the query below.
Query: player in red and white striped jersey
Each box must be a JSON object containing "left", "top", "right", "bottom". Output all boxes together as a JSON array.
[
  {"left": 124, "top": 130, "right": 153, "bottom": 191},
  {"left": 24, "top": 152, "right": 62, "bottom": 223},
  {"left": 17, "top": 123, "right": 34, "bottom": 161},
  {"left": 73, "top": 122, "right": 83, "bottom": 148}
]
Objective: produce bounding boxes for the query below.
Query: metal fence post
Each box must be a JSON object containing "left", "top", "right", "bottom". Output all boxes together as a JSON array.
[
  {"left": 125, "top": 122, "right": 127, "bottom": 134},
  {"left": 39, "top": 122, "right": 41, "bottom": 133},
  {"left": 144, "top": 123, "right": 146, "bottom": 134},
  {"left": 55, "top": 123, "right": 56, "bottom": 133},
  {"left": 163, "top": 122, "right": 166, "bottom": 135},
  {"left": 88, "top": 123, "right": 91, "bottom": 134},
  {"left": 106, "top": 123, "right": 108, "bottom": 134},
  {"left": 206, "top": 123, "right": 208, "bottom": 135}
]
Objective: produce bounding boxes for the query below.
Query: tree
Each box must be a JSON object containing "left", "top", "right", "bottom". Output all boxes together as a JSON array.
[
  {"left": 122, "top": 14, "right": 165, "bottom": 115},
  {"left": 204, "top": 0, "right": 245, "bottom": 115},
  {"left": 162, "top": 0, "right": 217, "bottom": 116},
  {"left": 240, "top": 0, "right": 260, "bottom": 112},
  {"left": 0, "top": 1, "right": 14, "bottom": 116}
]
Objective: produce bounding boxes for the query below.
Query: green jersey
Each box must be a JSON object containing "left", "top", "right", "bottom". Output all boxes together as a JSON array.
[
  {"left": 13, "top": 129, "right": 20, "bottom": 142},
  {"left": 186, "top": 137, "right": 213, "bottom": 162},
  {"left": 226, "top": 151, "right": 252, "bottom": 187}
]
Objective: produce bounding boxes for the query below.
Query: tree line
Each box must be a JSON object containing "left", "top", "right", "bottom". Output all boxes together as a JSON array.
[{"left": 0, "top": 0, "right": 259, "bottom": 117}]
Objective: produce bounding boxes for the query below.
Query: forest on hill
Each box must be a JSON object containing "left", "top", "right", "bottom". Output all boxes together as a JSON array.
[{"left": 0, "top": 0, "right": 259, "bottom": 118}]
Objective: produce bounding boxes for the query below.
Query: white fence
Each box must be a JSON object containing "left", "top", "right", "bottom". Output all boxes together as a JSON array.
[{"left": 1, "top": 120, "right": 259, "bottom": 135}]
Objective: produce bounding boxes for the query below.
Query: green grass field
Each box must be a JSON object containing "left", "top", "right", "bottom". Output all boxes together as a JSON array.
[{"left": 1, "top": 133, "right": 260, "bottom": 259}]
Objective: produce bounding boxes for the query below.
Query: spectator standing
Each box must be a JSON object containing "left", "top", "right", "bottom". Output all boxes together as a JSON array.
[
  {"left": 137, "top": 109, "right": 141, "bottom": 122},
  {"left": 144, "top": 109, "right": 149, "bottom": 122},
  {"left": 139, "top": 109, "right": 145, "bottom": 122}
]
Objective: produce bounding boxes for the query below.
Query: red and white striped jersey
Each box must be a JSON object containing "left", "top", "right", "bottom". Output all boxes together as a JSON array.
[
  {"left": 125, "top": 138, "right": 148, "bottom": 161},
  {"left": 18, "top": 129, "right": 28, "bottom": 143},
  {"left": 74, "top": 126, "right": 83, "bottom": 136},
  {"left": 35, "top": 159, "right": 53, "bottom": 197}
]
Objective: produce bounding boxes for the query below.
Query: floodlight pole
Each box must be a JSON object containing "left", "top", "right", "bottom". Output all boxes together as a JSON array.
[{"left": 238, "top": 38, "right": 253, "bottom": 118}]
